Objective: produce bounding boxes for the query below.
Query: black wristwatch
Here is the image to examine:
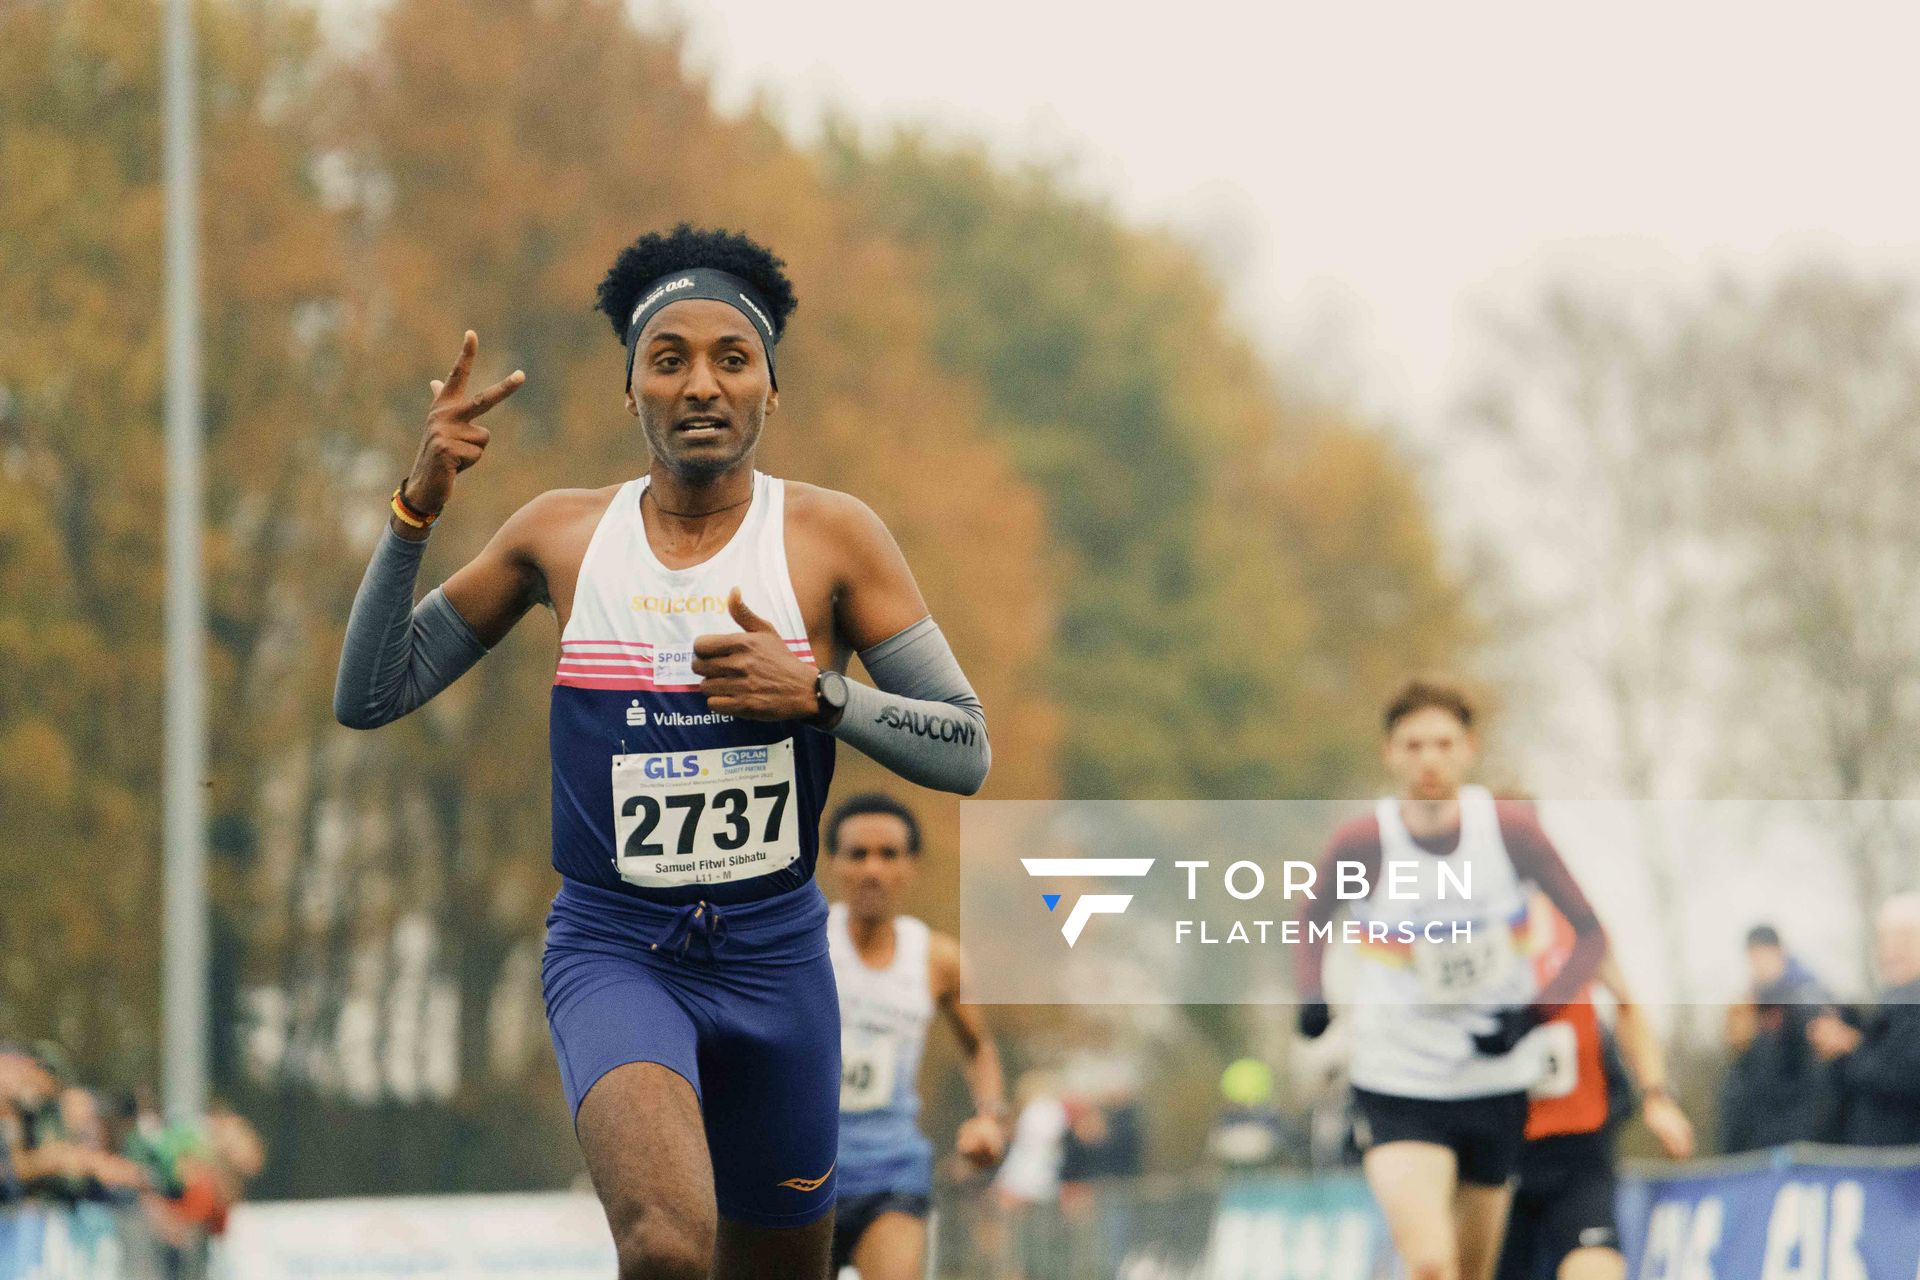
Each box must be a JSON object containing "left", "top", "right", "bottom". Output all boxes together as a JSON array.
[{"left": 812, "top": 669, "right": 849, "bottom": 726}]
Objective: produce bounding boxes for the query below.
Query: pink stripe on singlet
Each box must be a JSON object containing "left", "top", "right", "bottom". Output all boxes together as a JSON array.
[{"left": 554, "top": 636, "right": 813, "bottom": 688}]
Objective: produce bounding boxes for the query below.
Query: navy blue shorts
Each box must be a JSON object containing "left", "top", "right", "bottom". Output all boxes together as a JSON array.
[
  {"left": 830, "top": 1190, "right": 932, "bottom": 1273},
  {"left": 542, "top": 876, "right": 841, "bottom": 1228}
]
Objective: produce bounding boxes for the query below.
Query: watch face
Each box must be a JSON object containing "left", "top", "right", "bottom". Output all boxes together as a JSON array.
[{"left": 820, "top": 671, "right": 848, "bottom": 710}]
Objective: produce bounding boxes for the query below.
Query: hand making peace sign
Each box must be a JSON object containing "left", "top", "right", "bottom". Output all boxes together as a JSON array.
[{"left": 400, "top": 330, "right": 526, "bottom": 519}]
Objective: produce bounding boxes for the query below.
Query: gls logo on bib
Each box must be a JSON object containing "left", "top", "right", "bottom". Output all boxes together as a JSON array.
[{"left": 643, "top": 754, "right": 704, "bottom": 781}]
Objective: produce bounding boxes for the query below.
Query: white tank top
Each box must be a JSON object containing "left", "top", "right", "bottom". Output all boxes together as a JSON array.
[
  {"left": 1346, "top": 784, "right": 1542, "bottom": 1099},
  {"left": 547, "top": 471, "right": 836, "bottom": 904},
  {"left": 829, "top": 903, "right": 935, "bottom": 1149}
]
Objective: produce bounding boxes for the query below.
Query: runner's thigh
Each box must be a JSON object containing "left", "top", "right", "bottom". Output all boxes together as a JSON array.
[{"left": 577, "top": 1061, "right": 717, "bottom": 1274}]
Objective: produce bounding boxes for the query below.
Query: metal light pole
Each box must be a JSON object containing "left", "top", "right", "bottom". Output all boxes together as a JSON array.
[{"left": 161, "top": 0, "right": 209, "bottom": 1128}]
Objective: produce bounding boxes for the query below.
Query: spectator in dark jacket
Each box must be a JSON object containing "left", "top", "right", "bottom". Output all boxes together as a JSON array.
[
  {"left": 1809, "top": 895, "right": 1920, "bottom": 1146},
  {"left": 1719, "top": 924, "right": 1837, "bottom": 1152}
]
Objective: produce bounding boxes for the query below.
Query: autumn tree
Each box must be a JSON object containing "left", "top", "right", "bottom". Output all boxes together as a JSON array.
[
  {"left": 825, "top": 133, "right": 1472, "bottom": 800},
  {"left": 0, "top": 0, "right": 347, "bottom": 1080}
]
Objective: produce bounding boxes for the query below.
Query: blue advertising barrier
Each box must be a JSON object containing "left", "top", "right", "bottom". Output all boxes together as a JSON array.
[
  {"left": 1207, "top": 1146, "right": 1920, "bottom": 1280},
  {"left": 1620, "top": 1145, "right": 1920, "bottom": 1280}
]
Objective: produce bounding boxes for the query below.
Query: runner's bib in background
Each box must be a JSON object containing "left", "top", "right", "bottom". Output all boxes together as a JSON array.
[
  {"left": 1527, "top": 1019, "right": 1580, "bottom": 1101},
  {"left": 840, "top": 1031, "right": 899, "bottom": 1113},
  {"left": 1413, "top": 926, "right": 1519, "bottom": 1002},
  {"left": 611, "top": 740, "right": 800, "bottom": 888}
]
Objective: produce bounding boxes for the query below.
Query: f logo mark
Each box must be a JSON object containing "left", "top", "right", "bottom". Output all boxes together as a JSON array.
[{"left": 1020, "top": 858, "right": 1155, "bottom": 946}]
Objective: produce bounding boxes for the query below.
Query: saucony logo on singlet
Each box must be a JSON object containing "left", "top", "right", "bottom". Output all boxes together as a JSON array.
[
  {"left": 777, "top": 1161, "right": 833, "bottom": 1192},
  {"left": 630, "top": 592, "right": 728, "bottom": 615},
  {"left": 874, "top": 706, "right": 978, "bottom": 744}
]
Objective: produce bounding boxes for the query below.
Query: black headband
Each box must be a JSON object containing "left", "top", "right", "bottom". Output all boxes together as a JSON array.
[{"left": 623, "top": 267, "right": 780, "bottom": 392}]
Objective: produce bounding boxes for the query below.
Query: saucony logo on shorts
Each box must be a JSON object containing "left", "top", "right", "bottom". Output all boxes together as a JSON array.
[
  {"left": 1578, "top": 1226, "right": 1617, "bottom": 1246},
  {"left": 778, "top": 1162, "right": 834, "bottom": 1192}
]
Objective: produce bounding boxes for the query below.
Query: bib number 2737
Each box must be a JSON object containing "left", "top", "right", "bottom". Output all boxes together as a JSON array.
[{"left": 611, "top": 740, "right": 800, "bottom": 888}]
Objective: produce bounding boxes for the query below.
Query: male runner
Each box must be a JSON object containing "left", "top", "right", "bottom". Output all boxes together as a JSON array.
[
  {"left": 820, "top": 793, "right": 1008, "bottom": 1279},
  {"left": 334, "top": 225, "right": 992, "bottom": 1280},
  {"left": 1295, "top": 680, "right": 1606, "bottom": 1280},
  {"left": 1496, "top": 901, "right": 1694, "bottom": 1280}
]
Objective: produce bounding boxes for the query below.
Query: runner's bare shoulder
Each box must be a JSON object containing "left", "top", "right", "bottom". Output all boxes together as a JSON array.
[
  {"left": 502, "top": 484, "right": 625, "bottom": 608},
  {"left": 781, "top": 480, "right": 893, "bottom": 554},
  {"left": 513, "top": 485, "right": 624, "bottom": 549}
]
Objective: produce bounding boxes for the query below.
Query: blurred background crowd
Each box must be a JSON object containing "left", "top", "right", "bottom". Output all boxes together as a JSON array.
[
  {"left": 0, "top": 1041, "right": 263, "bottom": 1261},
  {"left": 1717, "top": 906, "right": 1920, "bottom": 1152}
]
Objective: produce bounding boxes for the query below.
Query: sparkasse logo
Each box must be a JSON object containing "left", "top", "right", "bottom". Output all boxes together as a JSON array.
[{"left": 1020, "top": 857, "right": 1155, "bottom": 946}]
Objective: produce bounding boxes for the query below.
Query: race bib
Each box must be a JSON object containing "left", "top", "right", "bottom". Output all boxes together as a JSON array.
[
  {"left": 840, "top": 1033, "right": 897, "bottom": 1113},
  {"left": 611, "top": 740, "right": 799, "bottom": 888},
  {"left": 1411, "top": 924, "right": 1517, "bottom": 1003},
  {"left": 1528, "top": 1020, "right": 1580, "bottom": 1099}
]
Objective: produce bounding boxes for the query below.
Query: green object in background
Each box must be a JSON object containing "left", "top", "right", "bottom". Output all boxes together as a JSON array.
[
  {"left": 124, "top": 1123, "right": 203, "bottom": 1199},
  {"left": 1220, "top": 1057, "right": 1274, "bottom": 1107}
]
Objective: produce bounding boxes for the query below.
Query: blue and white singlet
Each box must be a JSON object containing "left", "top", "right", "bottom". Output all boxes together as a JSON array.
[{"left": 547, "top": 471, "right": 836, "bottom": 905}]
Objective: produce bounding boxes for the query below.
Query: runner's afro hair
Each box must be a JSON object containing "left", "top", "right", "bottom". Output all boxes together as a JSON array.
[{"left": 594, "top": 223, "right": 798, "bottom": 343}]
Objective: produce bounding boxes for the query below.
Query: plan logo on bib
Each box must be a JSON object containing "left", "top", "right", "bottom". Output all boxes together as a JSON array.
[{"left": 1021, "top": 857, "right": 1155, "bottom": 946}]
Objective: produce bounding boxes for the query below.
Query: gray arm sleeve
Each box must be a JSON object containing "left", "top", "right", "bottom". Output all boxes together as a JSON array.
[
  {"left": 831, "top": 616, "right": 991, "bottom": 795},
  {"left": 333, "top": 527, "right": 488, "bottom": 730}
]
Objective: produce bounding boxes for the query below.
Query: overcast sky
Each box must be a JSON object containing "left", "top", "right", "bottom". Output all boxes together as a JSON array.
[{"left": 667, "top": 0, "right": 1920, "bottom": 429}]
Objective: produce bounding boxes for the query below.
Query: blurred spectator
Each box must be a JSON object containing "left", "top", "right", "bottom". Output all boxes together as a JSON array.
[
  {"left": 0, "top": 1050, "right": 34, "bottom": 1204},
  {"left": 140, "top": 1105, "right": 267, "bottom": 1249},
  {"left": 60, "top": 1086, "right": 105, "bottom": 1151},
  {"left": 1059, "top": 1094, "right": 1143, "bottom": 1185},
  {"left": 981, "top": 1071, "right": 1069, "bottom": 1280},
  {"left": 56, "top": 1085, "right": 147, "bottom": 1200},
  {"left": 1718, "top": 924, "right": 1837, "bottom": 1152},
  {"left": 1055, "top": 1063, "right": 1143, "bottom": 1279},
  {"left": 0, "top": 1044, "right": 141, "bottom": 1203},
  {"left": 992, "top": 1072, "right": 1068, "bottom": 1208},
  {"left": 1205, "top": 1058, "right": 1298, "bottom": 1169},
  {"left": 1809, "top": 894, "right": 1920, "bottom": 1146},
  {"left": 1745, "top": 925, "right": 1829, "bottom": 1006},
  {"left": 1, "top": 1042, "right": 83, "bottom": 1200}
]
